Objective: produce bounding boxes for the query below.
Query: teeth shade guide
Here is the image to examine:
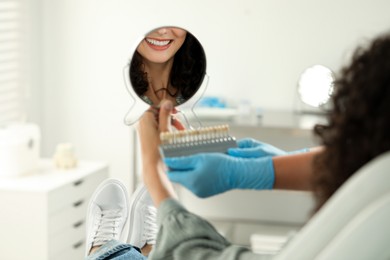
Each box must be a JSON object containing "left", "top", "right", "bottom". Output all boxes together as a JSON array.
[{"left": 159, "top": 124, "right": 237, "bottom": 158}]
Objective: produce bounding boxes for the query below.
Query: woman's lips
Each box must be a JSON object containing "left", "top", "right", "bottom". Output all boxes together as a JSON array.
[{"left": 145, "top": 38, "right": 172, "bottom": 51}]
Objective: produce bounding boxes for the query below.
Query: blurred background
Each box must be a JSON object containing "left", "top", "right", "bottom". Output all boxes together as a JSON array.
[{"left": 13, "top": 0, "right": 390, "bottom": 185}]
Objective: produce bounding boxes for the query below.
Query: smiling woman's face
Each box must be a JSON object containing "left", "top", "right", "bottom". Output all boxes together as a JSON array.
[{"left": 136, "top": 27, "right": 187, "bottom": 64}]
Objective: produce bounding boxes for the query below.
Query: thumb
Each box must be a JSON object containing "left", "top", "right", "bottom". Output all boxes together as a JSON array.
[{"left": 228, "top": 147, "right": 261, "bottom": 158}]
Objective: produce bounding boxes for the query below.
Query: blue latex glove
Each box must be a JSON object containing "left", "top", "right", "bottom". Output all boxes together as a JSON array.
[
  {"left": 164, "top": 153, "right": 274, "bottom": 198},
  {"left": 228, "top": 138, "right": 308, "bottom": 158}
]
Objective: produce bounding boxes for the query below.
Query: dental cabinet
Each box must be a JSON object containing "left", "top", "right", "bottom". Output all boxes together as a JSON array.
[
  {"left": 131, "top": 109, "right": 322, "bottom": 250},
  {"left": 0, "top": 159, "right": 108, "bottom": 260}
]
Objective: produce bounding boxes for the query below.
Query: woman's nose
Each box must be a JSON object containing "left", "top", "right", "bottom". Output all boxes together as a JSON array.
[{"left": 157, "top": 27, "right": 168, "bottom": 35}]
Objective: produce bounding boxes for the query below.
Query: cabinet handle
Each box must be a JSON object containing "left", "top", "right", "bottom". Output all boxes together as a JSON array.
[
  {"left": 73, "top": 179, "right": 84, "bottom": 186},
  {"left": 73, "top": 241, "right": 83, "bottom": 249},
  {"left": 73, "top": 199, "right": 84, "bottom": 207},
  {"left": 73, "top": 220, "right": 84, "bottom": 228}
]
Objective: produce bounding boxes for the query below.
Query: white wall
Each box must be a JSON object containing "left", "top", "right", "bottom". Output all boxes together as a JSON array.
[{"left": 33, "top": 0, "right": 390, "bottom": 187}]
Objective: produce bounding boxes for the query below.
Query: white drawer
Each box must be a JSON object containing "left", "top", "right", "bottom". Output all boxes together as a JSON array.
[
  {"left": 0, "top": 159, "right": 108, "bottom": 260},
  {"left": 48, "top": 168, "right": 107, "bottom": 214},
  {"left": 49, "top": 218, "right": 86, "bottom": 257},
  {"left": 49, "top": 196, "right": 88, "bottom": 235}
]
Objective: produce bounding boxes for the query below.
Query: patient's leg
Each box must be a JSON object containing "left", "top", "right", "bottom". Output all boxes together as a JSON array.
[
  {"left": 85, "top": 179, "right": 134, "bottom": 258},
  {"left": 128, "top": 183, "right": 158, "bottom": 254},
  {"left": 85, "top": 180, "right": 157, "bottom": 259}
]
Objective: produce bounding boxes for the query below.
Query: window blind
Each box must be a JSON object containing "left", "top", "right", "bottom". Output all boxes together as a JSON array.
[{"left": 0, "top": 0, "right": 26, "bottom": 125}]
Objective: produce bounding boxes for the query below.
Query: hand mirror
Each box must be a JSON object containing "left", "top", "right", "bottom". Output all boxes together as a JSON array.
[{"left": 123, "top": 26, "right": 208, "bottom": 126}]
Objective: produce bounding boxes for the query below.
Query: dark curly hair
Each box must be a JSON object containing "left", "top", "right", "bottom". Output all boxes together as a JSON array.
[
  {"left": 312, "top": 32, "right": 390, "bottom": 211},
  {"left": 129, "top": 31, "right": 206, "bottom": 104}
]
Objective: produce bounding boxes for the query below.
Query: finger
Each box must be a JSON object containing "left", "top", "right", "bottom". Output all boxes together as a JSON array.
[
  {"left": 227, "top": 147, "right": 262, "bottom": 158},
  {"left": 171, "top": 116, "right": 186, "bottom": 130},
  {"left": 236, "top": 138, "right": 254, "bottom": 148},
  {"left": 159, "top": 100, "right": 174, "bottom": 132},
  {"left": 163, "top": 156, "right": 197, "bottom": 170}
]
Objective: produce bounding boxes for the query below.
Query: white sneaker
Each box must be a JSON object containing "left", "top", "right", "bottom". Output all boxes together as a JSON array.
[
  {"left": 127, "top": 183, "right": 158, "bottom": 249},
  {"left": 85, "top": 178, "right": 129, "bottom": 256}
]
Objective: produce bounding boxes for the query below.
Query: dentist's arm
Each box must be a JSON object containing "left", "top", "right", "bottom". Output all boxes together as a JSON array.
[
  {"left": 165, "top": 147, "right": 321, "bottom": 197},
  {"left": 273, "top": 147, "right": 322, "bottom": 190},
  {"left": 228, "top": 138, "right": 321, "bottom": 190}
]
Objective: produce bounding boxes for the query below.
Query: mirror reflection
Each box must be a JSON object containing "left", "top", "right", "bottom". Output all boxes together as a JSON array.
[{"left": 128, "top": 26, "right": 207, "bottom": 107}]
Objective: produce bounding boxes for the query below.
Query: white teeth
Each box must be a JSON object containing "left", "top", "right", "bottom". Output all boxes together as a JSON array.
[{"left": 146, "top": 38, "right": 170, "bottom": 46}]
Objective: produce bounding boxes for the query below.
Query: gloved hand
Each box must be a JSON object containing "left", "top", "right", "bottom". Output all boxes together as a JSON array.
[
  {"left": 164, "top": 153, "right": 274, "bottom": 198},
  {"left": 228, "top": 138, "right": 309, "bottom": 158}
]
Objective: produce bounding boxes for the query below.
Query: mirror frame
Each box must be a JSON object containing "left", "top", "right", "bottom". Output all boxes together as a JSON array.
[{"left": 123, "top": 26, "right": 209, "bottom": 126}]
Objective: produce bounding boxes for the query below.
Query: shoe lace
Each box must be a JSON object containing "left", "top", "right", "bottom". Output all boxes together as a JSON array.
[
  {"left": 92, "top": 209, "right": 123, "bottom": 247},
  {"left": 143, "top": 206, "right": 158, "bottom": 245}
]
